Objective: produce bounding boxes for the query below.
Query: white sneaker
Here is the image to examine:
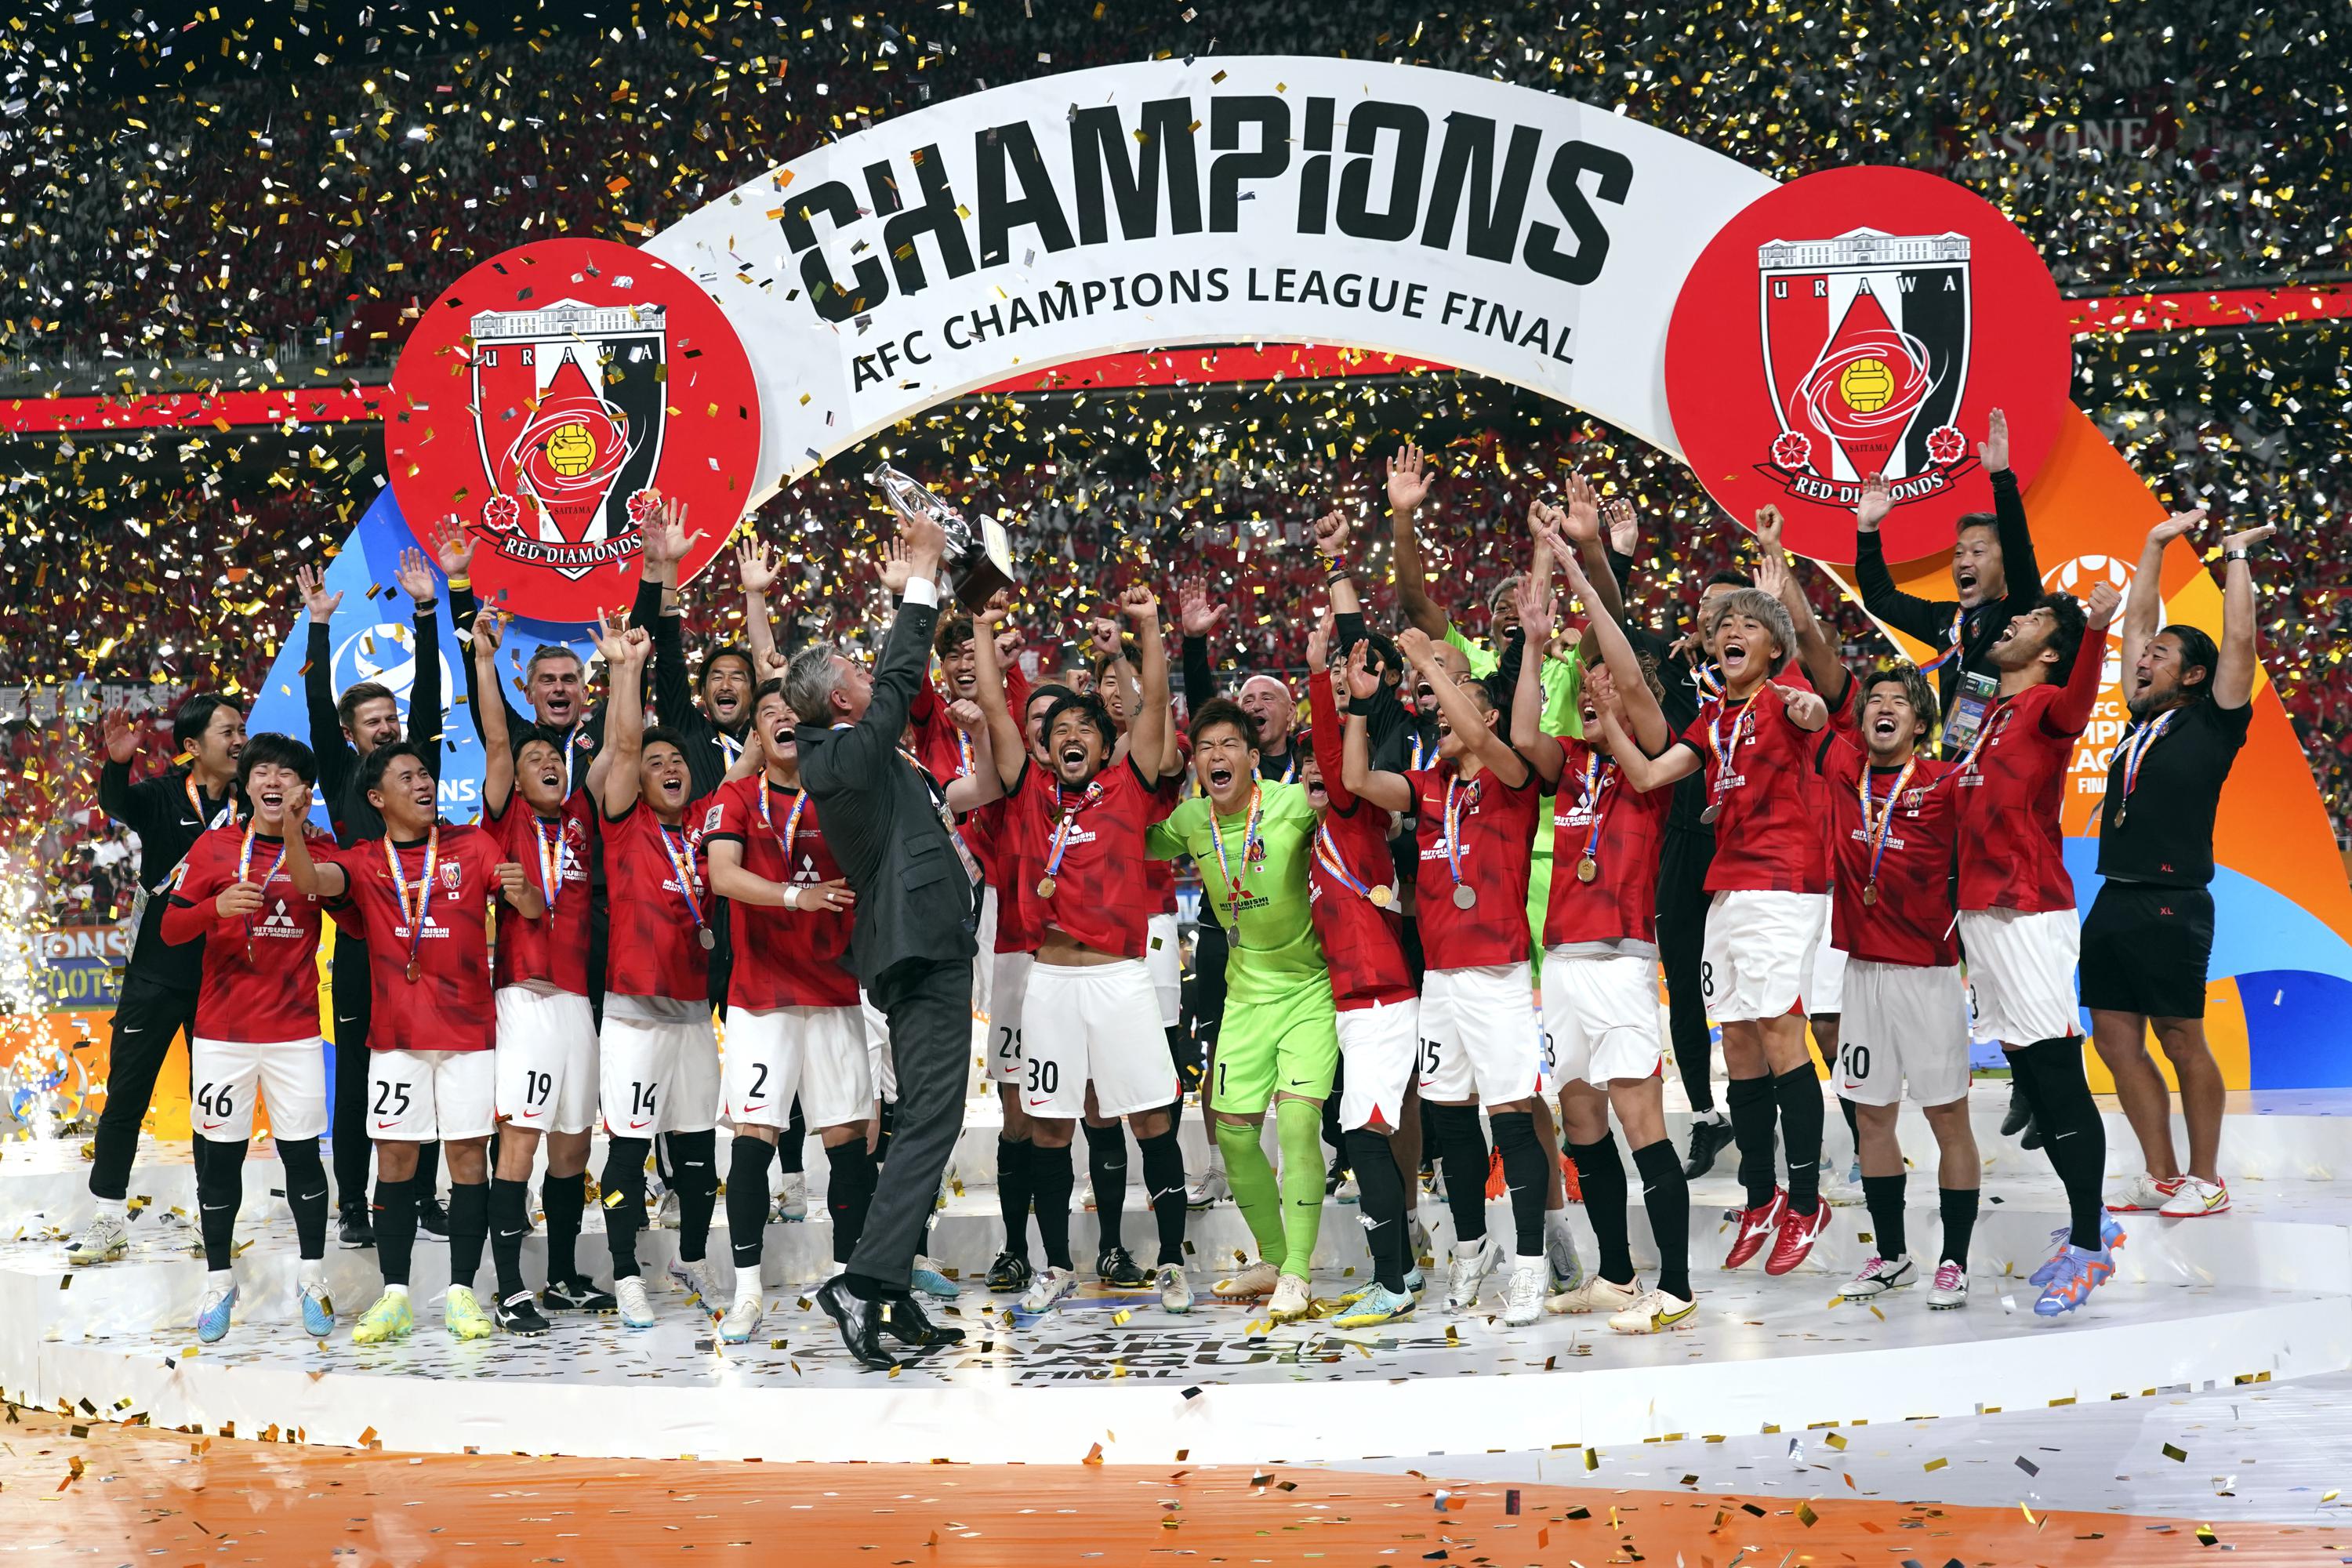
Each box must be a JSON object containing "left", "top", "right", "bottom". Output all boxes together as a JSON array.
[
  {"left": 1186, "top": 1167, "right": 1229, "bottom": 1210},
  {"left": 615, "top": 1276, "right": 656, "bottom": 1329},
  {"left": 2107, "top": 1172, "right": 2183, "bottom": 1213},
  {"left": 1268, "top": 1273, "right": 1311, "bottom": 1322},
  {"left": 1157, "top": 1262, "right": 1193, "bottom": 1314},
  {"left": 1840, "top": 1254, "right": 1917, "bottom": 1300},
  {"left": 1020, "top": 1265, "right": 1079, "bottom": 1315},
  {"left": 654, "top": 1190, "right": 680, "bottom": 1230},
  {"left": 1445, "top": 1237, "right": 1501, "bottom": 1310},
  {"left": 1212, "top": 1259, "right": 1282, "bottom": 1299},
  {"left": 1926, "top": 1261, "right": 1969, "bottom": 1309},
  {"left": 719, "top": 1290, "right": 763, "bottom": 1345},
  {"left": 773, "top": 1170, "right": 808, "bottom": 1223},
  {"left": 666, "top": 1256, "right": 712, "bottom": 1305},
  {"left": 66, "top": 1212, "right": 129, "bottom": 1265},
  {"left": 2158, "top": 1178, "right": 2230, "bottom": 1218},
  {"left": 1546, "top": 1273, "right": 1642, "bottom": 1316},
  {"left": 1502, "top": 1256, "right": 1546, "bottom": 1326},
  {"left": 1608, "top": 1286, "right": 1697, "bottom": 1334},
  {"left": 1334, "top": 1174, "right": 1360, "bottom": 1203}
]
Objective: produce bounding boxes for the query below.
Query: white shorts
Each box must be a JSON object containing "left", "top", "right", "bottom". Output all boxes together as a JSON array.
[
  {"left": 1700, "top": 890, "right": 1828, "bottom": 1024},
  {"left": 190, "top": 1036, "right": 327, "bottom": 1143},
  {"left": 724, "top": 1005, "right": 874, "bottom": 1131},
  {"left": 1959, "top": 907, "right": 2083, "bottom": 1047},
  {"left": 598, "top": 1011, "right": 720, "bottom": 1138},
  {"left": 1806, "top": 898, "right": 1847, "bottom": 1014},
  {"left": 984, "top": 950, "right": 1035, "bottom": 1087},
  {"left": 1838, "top": 960, "right": 1972, "bottom": 1107},
  {"left": 1145, "top": 911, "right": 1182, "bottom": 1029},
  {"left": 972, "top": 885, "right": 1000, "bottom": 1018},
  {"left": 493, "top": 986, "right": 598, "bottom": 1135},
  {"left": 368, "top": 1048, "right": 496, "bottom": 1142},
  {"left": 1418, "top": 963, "right": 1543, "bottom": 1104},
  {"left": 1021, "top": 959, "right": 1180, "bottom": 1120},
  {"left": 1337, "top": 998, "right": 1420, "bottom": 1133},
  {"left": 1541, "top": 948, "right": 1664, "bottom": 1087},
  {"left": 861, "top": 991, "right": 896, "bottom": 1103}
]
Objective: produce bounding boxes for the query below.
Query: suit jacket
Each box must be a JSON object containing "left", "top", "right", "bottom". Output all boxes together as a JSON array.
[{"left": 795, "top": 589, "right": 978, "bottom": 986}]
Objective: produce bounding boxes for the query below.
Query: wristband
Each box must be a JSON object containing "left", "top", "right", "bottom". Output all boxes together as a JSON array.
[
  {"left": 446, "top": 573, "right": 471, "bottom": 593},
  {"left": 413, "top": 597, "right": 438, "bottom": 614},
  {"left": 782, "top": 884, "right": 800, "bottom": 911},
  {"left": 2223, "top": 548, "right": 2250, "bottom": 561},
  {"left": 1324, "top": 568, "right": 1352, "bottom": 584}
]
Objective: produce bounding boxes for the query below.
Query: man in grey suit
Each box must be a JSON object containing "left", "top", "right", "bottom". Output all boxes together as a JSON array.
[{"left": 791, "top": 507, "right": 979, "bottom": 1369}]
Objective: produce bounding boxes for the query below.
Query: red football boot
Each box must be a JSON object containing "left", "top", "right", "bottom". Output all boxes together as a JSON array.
[
  {"left": 1722, "top": 1188, "right": 1787, "bottom": 1270},
  {"left": 1764, "top": 1199, "right": 1833, "bottom": 1276}
]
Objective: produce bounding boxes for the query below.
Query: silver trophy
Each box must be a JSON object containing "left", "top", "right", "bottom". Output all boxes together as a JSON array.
[{"left": 866, "top": 462, "right": 1015, "bottom": 610}]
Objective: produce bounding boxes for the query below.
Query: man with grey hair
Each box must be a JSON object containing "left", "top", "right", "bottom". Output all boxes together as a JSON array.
[{"left": 799, "top": 506, "right": 980, "bottom": 1371}]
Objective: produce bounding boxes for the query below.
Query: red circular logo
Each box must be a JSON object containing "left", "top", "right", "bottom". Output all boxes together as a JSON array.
[
  {"left": 1664, "top": 166, "right": 2069, "bottom": 564},
  {"left": 386, "top": 238, "right": 760, "bottom": 622}
]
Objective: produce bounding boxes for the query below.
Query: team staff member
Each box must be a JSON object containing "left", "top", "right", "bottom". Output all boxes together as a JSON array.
[
  {"left": 470, "top": 612, "right": 605, "bottom": 1330},
  {"left": 67, "top": 692, "right": 246, "bottom": 1267},
  {"left": 1954, "top": 579, "right": 2121, "bottom": 1317},
  {"left": 2091, "top": 512, "right": 2270, "bottom": 1221},
  {"left": 160, "top": 733, "right": 336, "bottom": 1342},
  {"left": 280, "top": 743, "right": 543, "bottom": 1344},
  {"left": 297, "top": 531, "right": 461, "bottom": 1246}
]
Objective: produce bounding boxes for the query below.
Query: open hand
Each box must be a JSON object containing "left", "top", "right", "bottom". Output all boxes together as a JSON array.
[
  {"left": 1343, "top": 640, "right": 1382, "bottom": 702},
  {"left": 394, "top": 546, "right": 437, "bottom": 604},
  {"left": 1855, "top": 473, "right": 1893, "bottom": 532},
  {"left": 735, "top": 534, "right": 780, "bottom": 594},
  {"left": 1386, "top": 443, "right": 1432, "bottom": 514},
  {"left": 296, "top": 563, "right": 343, "bottom": 621},
  {"left": 216, "top": 881, "right": 266, "bottom": 919},
  {"left": 1979, "top": 408, "right": 2010, "bottom": 474},
  {"left": 100, "top": 708, "right": 139, "bottom": 765},
  {"left": 430, "top": 513, "right": 474, "bottom": 579}
]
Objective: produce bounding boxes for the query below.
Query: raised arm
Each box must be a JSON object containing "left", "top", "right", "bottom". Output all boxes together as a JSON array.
[
  {"left": 1555, "top": 475, "right": 1626, "bottom": 626},
  {"left": 1851, "top": 473, "right": 1955, "bottom": 645},
  {"left": 293, "top": 561, "right": 358, "bottom": 804},
  {"left": 735, "top": 533, "right": 782, "bottom": 679},
  {"left": 1175, "top": 576, "right": 1225, "bottom": 713},
  {"left": 1385, "top": 442, "right": 1449, "bottom": 639},
  {"left": 638, "top": 497, "right": 706, "bottom": 736},
  {"left": 1399, "top": 627, "right": 1527, "bottom": 789},
  {"left": 1538, "top": 516, "right": 1675, "bottom": 755},
  {"left": 393, "top": 537, "right": 448, "bottom": 779},
  {"left": 1340, "top": 641, "right": 1415, "bottom": 812},
  {"left": 1981, "top": 410, "right": 2041, "bottom": 603},
  {"left": 94, "top": 709, "right": 149, "bottom": 833},
  {"left": 1751, "top": 506, "right": 1850, "bottom": 708},
  {"left": 1314, "top": 510, "right": 1410, "bottom": 750},
  {"left": 1120, "top": 583, "right": 1171, "bottom": 785},
  {"left": 594, "top": 615, "right": 654, "bottom": 821},
  {"left": 2049, "top": 583, "right": 2120, "bottom": 739},
  {"left": 2213, "top": 523, "right": 2273, "bottom": 710},
  {"left": 942, "top": 699, "right": 1007, "bottom": 813},
  {"left": 2123, "top": 508, "right": 2200, "bottom": 695},
  {"left": 1509, "top": 577, "right": 1566, "bottom": 786},
  {"left": 970, "top": 593, "right": 1026, "bottom": 790},
  {"left": 1597, "top": 709, "right": 1701, "bottom": 793},
  {"left": 1307, "top": 660, "right": 1359, "bottom": 811},
  {"left": 277, "top": 785, "right": 348, "bottom": 900},
  {"left": 471, "top": 609, "right": 517, "bottom": 816}
]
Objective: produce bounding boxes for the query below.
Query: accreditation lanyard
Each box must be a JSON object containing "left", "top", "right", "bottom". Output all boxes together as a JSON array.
[
  {"left": 1856, "top": 758, "right": 1918, "bottom": 907},
  {"left": 657, "top": 820, "right": 713, "bottom": 950},
  {"left": 237, "top": 827, "right": 287, "bottom": 964},
  {"left": 1207, "top": 784, "right": 1264, "bottom": 924},
  {"left": 1312, "top": 822, "right": 1392, "bottom": 908},
  {"left": 1036, "top": 779, "right": 1104, "bottom": 899},
  {"left": 1690, "top": 659, "right": 1724, "bottom": 702},
  {"left": 187, "top": 776, "right": 235, "bottom": 830},
  {"left": 385, "top": 826, "right": 438, "bottom": 982},
  {"left": 1916, "top": 606, "right": 1967, "bottom": 673},
  {"left": 2112, "top": 709, "right": 2178, "bottom": 826}
]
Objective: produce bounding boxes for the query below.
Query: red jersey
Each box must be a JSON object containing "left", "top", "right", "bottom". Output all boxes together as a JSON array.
[
  {"left": 1305, "top": 670, "right": 1412, "bottom": 1007},
  {"left": 1145, "top": 763, "right": 1185, "bottom": 916},
  {"left": 485, "top": 793, "right": 593, "bottom": 996},
  {"left": 966, "top": 797, "right": 1039, "bottom": 956},
  {"left": 1404, "top": 759, "right": 1543, "bottom": 971},
  {"left": 1954, "top": 627, "right": 2108, "bottom": 913},
  {"left": 1813, "top": 720, "right": 1961, "bottom": 966},
  {"left": 706, "top": 774, "right": 859, "bottom": 1010},
  {"left": 1678, "top": 678, "right": 1830, "bottom": 895},
  {"left": 163, "top": 823, "right": 332, "bottom": 1044},
  {"left": 321, "top": 825, "right": 505, "bottom": 1053},
  {"left": 601, "top": 797, "right": 714, "bottom": 1003},
  {"left": 1541, "top": 737, "right": 1674, "bottom": 947},
  {"left": 996, "top": 757, "right": 1165, "bottom": 960}
]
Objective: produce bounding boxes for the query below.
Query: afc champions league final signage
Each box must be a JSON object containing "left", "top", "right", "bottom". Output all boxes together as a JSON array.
[{"left": 367, "top": 55, "right": 2352, "bottom": 1083}]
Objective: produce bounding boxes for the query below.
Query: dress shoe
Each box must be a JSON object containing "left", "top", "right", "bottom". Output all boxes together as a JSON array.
[
  {"left": 882, "top": 1292, "right": 967, "bottom": 1350},
  {"left": 814, "top": 1276, "right": 898, "bottom": 1370}
]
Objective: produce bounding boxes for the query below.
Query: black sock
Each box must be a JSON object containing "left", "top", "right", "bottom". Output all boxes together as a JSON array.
[
  {"left": 2014, "top": 1039, "right": 2107, "bottom": 1249},
  {"left": 1773, "top": 1065, "right": 1826, "bottom": 1216},
  {"left": 601, "top": 1136, "right": 652, "bottom": 1279},
  {"left": 1568, "top": 1134, "right": 1635, "bottom": 1286},
  {"left": 1939, "top": 1186, "right": 1980, "bottom": 1271},
  {"left": 1862, "top": 1171, "right": 1907, "bottom": 1260},
  {"left": 996, "top": 1138, "right": 1033, "bottom": 1260},
  {"left": 542, "top": 1169, "right": 584, "bottom": 1284},
  {"left": 728, "top": 1137, "right": 777, "bottom": 1272},
  {"left": 489, "top": 1178, "right": 532, "bottom": 1299},
  {"left": 197, "top": 1138, "right": 247, "bottom": 1273},
  {"left": 414, "top": 1140, "right": 441, "bottom": 1205},
  {"left": 775, "top": 1098, "right": 807, "bottom": 1174},
  {"left": 446, "top": 1181, "right": 489, "bottom": 1291},
  {"left": 1029, "top": 1141, "right": 1076, "bottom": 1271},
  {"left": 825, "top": 1140, "right": 877, "bottom": 1265},
  {"left": 1839, "top": 1094, "right": 1860, "bottom": 1154},
  {"left": 1136, "top": 1127, "right": 1188, "bottom": 1267},
  {"left": 873, "top": 1098, "right": 896, "bottom": 1167},
  {"left": 277, "top": 1138, "right": 329, "bottom": 1261},
  {"left": 1726, "top": 1074, "right": 1778, "bottom": 1212},
  {"left": 1632, "top": 1138, "right": 1692, "bottom": 1302},
  {"left": 666, "top": 1128, "right": 718, "bottom": 1265},
  {"left": 1083, "top": 1120, "right": 1129, "bottom": 1256},
  {"left": 1487, "top": 1111, "right": 1548, "bottom": 1257},
  {"left": 374, "top": 1174, "right": 417, "bottom": 1288},
  {"left": 1428, "top": 1103, "right": 1490, "bottom": 1245},
  {"left": 1346, "top": 1127, "right": 1409, "bottom": 1293}
]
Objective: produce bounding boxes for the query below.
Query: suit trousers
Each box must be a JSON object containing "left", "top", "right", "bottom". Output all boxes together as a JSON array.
[
  {"left": 88, "top": 974, "right": 205, "bottom": 1202},
  {"left": 847, "top": 953, "right": 974, "bottom": 1290}
]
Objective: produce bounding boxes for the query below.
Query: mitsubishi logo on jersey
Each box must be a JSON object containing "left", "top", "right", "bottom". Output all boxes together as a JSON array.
[
  {"left": 257, "top": 899, "right": 299, "bottom": 937},
  {"left": 1847, "top": 824, "right": 1909, "bottom": 852},
  {"left": 1419, "top": 837, "right": 1465, "bottom": 864}
]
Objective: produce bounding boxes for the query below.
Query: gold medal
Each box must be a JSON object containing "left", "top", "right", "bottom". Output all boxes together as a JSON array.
[
  {"left": 1369, "top": 884, "right": 1393, "bottom": 908},
  {"left": 1036, "top": 875, "right": 1057, "bottom": 899},
  {"left": 1453, "top": 884, "right": 1477, "bottom": 910},
  {"left": 1576, "top": 856, "right": 1599, "bottom": 884},
  {"left": 404, "top": 958, "right": 422, "bottom": 984},
  {"left": 1862, "top": 884, "right": 1879, "bottom": 907}
]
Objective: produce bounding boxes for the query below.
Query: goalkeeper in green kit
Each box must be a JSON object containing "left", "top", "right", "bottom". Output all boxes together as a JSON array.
[{"left": 1149, "top": 700, "right": 1340, "bottom": 1323}]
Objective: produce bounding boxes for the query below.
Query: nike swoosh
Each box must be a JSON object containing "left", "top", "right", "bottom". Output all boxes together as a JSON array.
[
  {"left": 118, "top": 1027, "right": 142, "bottom": 1036},
  {"left": 628, "top": 1119, "right": 652, "bottom": 1130},
  {"left": 375, "top": 1120, "right": 401, "bottom": 1130}
]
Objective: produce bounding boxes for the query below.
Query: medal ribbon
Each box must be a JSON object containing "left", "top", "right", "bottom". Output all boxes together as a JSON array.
[
  {"left": 530, "top": 815, "right": 567, "bottom": 910},
  {"left": 1041, "top": 779, "right": 1105, "bottom": 890},
  {"left": 1410, "top": 732, "right": 1434, "bottom": 772},
  {"left": 384, "top": 826, "right": 438, "bottom": 978},
  {"left": 1443, "top": 773, "right": 1481, "bottom": 894},
  {"left": 757, "top": 781, "right": 810, "bottom": 869},
  {"left": 717, "top": 731, "right": 744, "bottom": 768},
  {"left": 1704, "top": 699, "right": 1755, "bottom": 813},
  {"left": 2115, "top": 709, "right": 2178, "bottom": 814},
  {"left": 238, "top": 826, "right": 288, "bottom": 954},
  {"left": 1573, "top": 749, "right": 1614, "bottom": 869},
  {"left": 1207, "top": 784, "right": 1263, "bottom": 922},
  {"left": 187, "top": 775, "right": 235, "bottom": 830},
  {"left": 1857, "top": 757, "right": 1918, "bottom": 894},
  {"left": 1312, "top": 822, "right": 1382, "bottom": 904},
  {"left": 1915, "top": 606, "right": 1967, "bottom": 673},
  {"left": 656, "top": 821, "right": 708, "bottom": 938},
  {"left": 1690, "top": 659, "right": 1724, "bottom": 701}
]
